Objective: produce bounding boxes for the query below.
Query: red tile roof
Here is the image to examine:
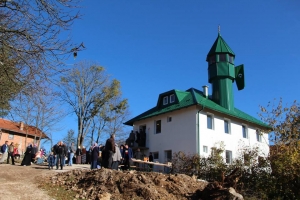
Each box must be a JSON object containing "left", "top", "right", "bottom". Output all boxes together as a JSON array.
[{"left": 0, "top": 118, "right": 49, "bottom": 139}]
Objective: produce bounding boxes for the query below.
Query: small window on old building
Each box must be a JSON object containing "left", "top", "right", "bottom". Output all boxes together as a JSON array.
[
  {"left": 224, "top": 120, "right": 230, "bottom": 134},
  {"left": 163, "top": 96, "right": 168, "bottom": 105},
  {"left": 167, "top": 116, "right": 172, "bottom": 122},
  {"left": 203, "top": 146, "right": 208, "bottom": 153},
  {"left": 207, "top": 115, "right": 213, "bottom": 129},
  {"left": 155, "top": 120, "right": 161, "bottom": 134},
  {"left": 8, "top": 134, "right": 14, "bottom": 140},
  {"left": 256, "top": 130, "right": 262, "bottom": 142},
  {"left": 242, "top": 125, "right": 248, "bottom": 138},
  {"left": 169, "top": 94, "right": 175, "bottom": 103},
  {"left": 226, "top": 150, "right": 232, "bottom": 164}
]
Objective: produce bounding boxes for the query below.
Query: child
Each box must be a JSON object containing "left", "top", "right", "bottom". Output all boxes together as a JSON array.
[{"left": 47, "top": 152, "right": 55, "bottom": 170}]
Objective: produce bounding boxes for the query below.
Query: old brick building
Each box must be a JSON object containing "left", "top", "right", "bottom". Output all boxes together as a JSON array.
[{"left": 0, "top": 118, "right": 48, "bottom": 154}]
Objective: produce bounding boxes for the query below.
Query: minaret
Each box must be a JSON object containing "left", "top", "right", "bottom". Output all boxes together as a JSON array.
[{"left": 206, "top": 27, "right": 236, "bottom": 110}]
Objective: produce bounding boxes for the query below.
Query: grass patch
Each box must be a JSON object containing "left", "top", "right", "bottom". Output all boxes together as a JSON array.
[{"left": 38, "top": 182, "right": 80, "bottom": 200}]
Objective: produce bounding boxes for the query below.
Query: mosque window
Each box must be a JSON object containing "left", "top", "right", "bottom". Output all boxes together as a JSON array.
[
  {"left": 229, "top": 55, "right": 234, "bottom": 63},
  {"left": 209, "top": 56, "right": 216, "bottom": 64},
  {"left": 219, "top": 54, "right": 226, "bottom": 62}
]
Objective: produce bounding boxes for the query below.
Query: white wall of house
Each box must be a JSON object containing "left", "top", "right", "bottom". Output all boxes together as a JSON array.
[
  {"left": 133, "top": 106, "right": 196, "bottom": 164},
  {"left": 199, "top": 111, "right": 269, "bottom": 163},
  {"left": 131, "top": 107, "right": 269, "bottom": 165}
]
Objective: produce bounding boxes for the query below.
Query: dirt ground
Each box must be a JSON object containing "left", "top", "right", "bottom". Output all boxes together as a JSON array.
[
  {"left": 0, "top": 163, "right": 54, "bottom": 200},
  {"left": 0, "top": 163, "right": 243, "bottom": 200},
  {"left": 44, "top": 167, "right": 209, "bottom": 200},
  {"left": 0, "top": 163, "right": 208, "bottom": 200},
  {"left": 0, "top": 162, "right": 91, "bottom": 200}
]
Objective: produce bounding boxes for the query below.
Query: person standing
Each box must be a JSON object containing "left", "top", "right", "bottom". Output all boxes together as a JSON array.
[
  {"left": 68, "top": 142, "right": 75, "bottom": 166},
  {"left": 104, "top": 134, "right": 116, "bottom": 169},
  {"left": 21, "top": 144, "right": 32, "bottom": 166},
  {"left": 86, "top": 146, "right": 92, "bottom": 164},
  {"left": 90, "top": 143, "right": 99, "bottom": 169},
  {"left": 112, "top": 144, "right": 122, "bottom": 170},
  {"left": 76, "top": 146, "right": 82, "bottom": 164},
  {"left": 134, "top": 148, "right": 143, "bottom": 160},
  {"left": 81, "top": 146, "right": 87, "bottom": 164},
  {"left": 55, "top": 141, "right": 68, "bottom": 170},
  {"left": 52, "top": 142, "right": 59, "bottom": 167},
  {"left": 134, "top": 148, "right": 143, "bottom": 169},
  {"left": 31, "top": 143, "right": 38, "bottom": 163},
  {"left": 0, "top": 141, "right": 9, "bottom": 163},
  {"left": 122, "top": 144, "right": 133, "bottom": 170},
  {"left": 47, "top": 151, "right": 55, "bottom": 170},
  {"left": 7, "top": 142, "right": 15, "bottom": 165},
  {"left": 148, "top": 152, "right": 154, "bottom": 171}
]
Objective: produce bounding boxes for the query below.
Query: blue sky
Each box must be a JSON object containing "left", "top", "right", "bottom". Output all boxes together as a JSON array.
[{"left": 49, "top": 0, "right": 300, "bottom": 148}]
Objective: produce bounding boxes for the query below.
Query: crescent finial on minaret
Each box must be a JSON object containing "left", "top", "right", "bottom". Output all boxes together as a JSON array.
[{"left": 218, "top": 25, "right": 220, "bottom": 35}]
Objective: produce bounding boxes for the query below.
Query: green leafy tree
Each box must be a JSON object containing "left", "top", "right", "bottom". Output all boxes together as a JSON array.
[
  {"left": 90, "top": 96, "right": 129, "bottom": 144},
  {"left": 259, "top": 99, "right": 300, "bottom": 199}
]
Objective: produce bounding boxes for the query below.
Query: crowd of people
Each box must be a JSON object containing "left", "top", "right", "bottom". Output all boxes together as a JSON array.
[{"left": 1, "top": 133, "right": 153, "bottom": 172}]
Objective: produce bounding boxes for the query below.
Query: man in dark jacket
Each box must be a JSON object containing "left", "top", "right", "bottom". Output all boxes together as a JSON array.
[
  {"left": 55, "top": 141, "right": 68, "bottom": 170},
  {"left": 122, "top": 144, "right": 133, "bottom": 170},
  {"left": 104, "top": 134, "right": 116, "bottom": 169},
  {"left": 52, "top": 142, "right": 59, "bottom": 166}
]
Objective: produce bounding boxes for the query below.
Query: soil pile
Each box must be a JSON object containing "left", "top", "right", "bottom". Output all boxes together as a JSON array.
[{"left": 43, "top": 168, "right": 209, "bottom": 200}]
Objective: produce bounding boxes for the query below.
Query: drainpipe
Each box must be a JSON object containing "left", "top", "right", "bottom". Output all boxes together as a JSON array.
[{"left": 197, "top": 105, "right": 204, "bottom": 155}]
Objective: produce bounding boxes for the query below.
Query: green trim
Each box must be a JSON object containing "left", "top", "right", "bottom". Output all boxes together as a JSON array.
[{"left": 124, "top": 88, "right": 270, "bottom": 129}]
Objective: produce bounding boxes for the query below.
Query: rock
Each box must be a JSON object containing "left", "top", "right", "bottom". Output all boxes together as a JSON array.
[
  {"left": 191, "top": 175, "right": 197, "bottom": 182},
  {"left": 98, "top": 192, "right": 111, "bottom": 200},
  {"left": 228, "top": 187, "right": 244, "bottom": 200}
]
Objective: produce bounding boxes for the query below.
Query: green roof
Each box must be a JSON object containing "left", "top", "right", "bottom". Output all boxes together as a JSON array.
[
  {"left": 124, "top": 88, "right": 270, "bottom": 129},
  {"left": 207, "top": 33, "right": 235, "bottom": 59}
]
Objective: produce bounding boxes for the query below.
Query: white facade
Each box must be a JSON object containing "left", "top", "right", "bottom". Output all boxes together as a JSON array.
[{"left": 132, "top": 105, "right": 269, "bottom": 165}]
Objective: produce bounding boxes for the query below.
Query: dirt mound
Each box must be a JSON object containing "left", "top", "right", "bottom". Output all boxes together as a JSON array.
[{"left": 43, "top": 168, "right": 208, "bottom": 200}]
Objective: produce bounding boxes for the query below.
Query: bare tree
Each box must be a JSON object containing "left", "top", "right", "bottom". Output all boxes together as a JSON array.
[
  {"left": 0, "top": 0, "right": 83, "bottom": 112},
  {"left": 11, "top": 83, "right": 65, "bottom": 149},
  {"left": 59, "top": 61, "right": 127, "bottom": 148},
  {"left": 11, "top": 92, "right": 35, "bottom": 150}
]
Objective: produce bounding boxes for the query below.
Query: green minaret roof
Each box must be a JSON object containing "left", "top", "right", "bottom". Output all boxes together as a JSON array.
[{"left": 206, "top": 33, "right": 235, "bottom": 60}]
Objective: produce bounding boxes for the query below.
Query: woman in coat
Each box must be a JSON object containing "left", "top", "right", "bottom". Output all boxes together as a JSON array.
[
  {"left": 90, "top": 143, "right": 99, "bottom": 169},
  {"left": 112, "top": 144, "right": 122, "bottom": 170},
  {"left": 21, "top": 144, "right": 32, "bottom": 166}
]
